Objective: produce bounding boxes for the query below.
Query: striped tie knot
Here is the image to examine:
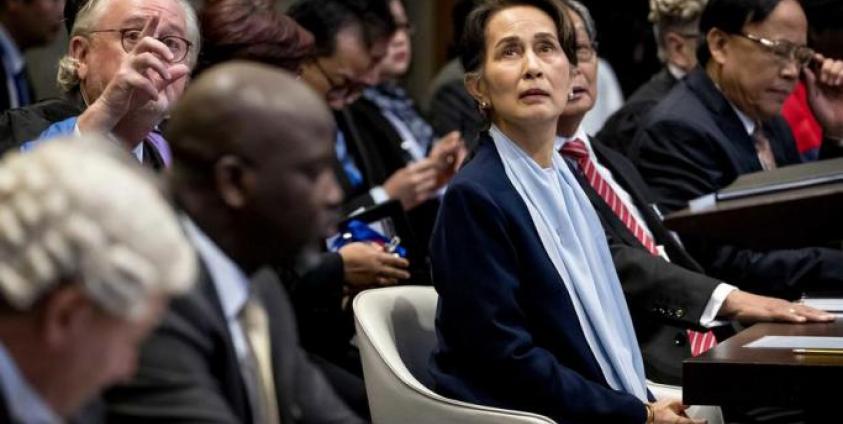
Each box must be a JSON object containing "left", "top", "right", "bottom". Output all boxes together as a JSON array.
[{"left": 559, "top": 138, "right": 589, "bottom": 160}]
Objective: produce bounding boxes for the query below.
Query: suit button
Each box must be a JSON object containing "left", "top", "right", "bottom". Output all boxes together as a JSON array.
[
  {"left": 675, "top": 308, "right": 686, "bottom": 318},
  {"left": 674, "top": 332, "right": 687, "bottom": 346}
]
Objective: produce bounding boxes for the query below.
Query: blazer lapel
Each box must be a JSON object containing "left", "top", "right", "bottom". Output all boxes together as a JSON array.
[
  {"left": 195, "top": 258, "right": 255, "bottom": 423},
  {"left": 685, "top": 69, "right": 767, "bottom": 173}
]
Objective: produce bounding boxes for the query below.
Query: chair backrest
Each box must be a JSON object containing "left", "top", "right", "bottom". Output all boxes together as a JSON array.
[{"left": 353, "top": 286, "right": 556, "bottom": 424}]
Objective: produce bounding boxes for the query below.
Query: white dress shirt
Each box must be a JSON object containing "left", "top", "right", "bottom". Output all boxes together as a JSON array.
[
  {"left": 0, "top": 342, "right": 61, "bottom": 424},
  {"left": 182, "top": 217, "right": 250, "bottom": 361},
  {"left": 558, "top": 127, "right": 736, "bottom": 327}
]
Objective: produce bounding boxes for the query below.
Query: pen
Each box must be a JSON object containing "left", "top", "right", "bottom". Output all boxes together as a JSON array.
[
  {"left": 385, "top": 236, "right": 401, "bottom": 254},
  {"left": 793, "top": 348, "right": 843, "bottom": 355}
]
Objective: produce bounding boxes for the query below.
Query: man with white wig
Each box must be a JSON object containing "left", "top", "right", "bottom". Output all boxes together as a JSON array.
[{"left": 0, "top": 137, "right": 196, "bottom": 423}]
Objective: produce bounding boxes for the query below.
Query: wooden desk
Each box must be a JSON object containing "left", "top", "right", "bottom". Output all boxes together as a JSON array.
[
  {"left": 663, "top": 182, "right": 843, "bottom": 249},
  {"left": 683, "top": 321, "right": 843, "bottom": 406}
]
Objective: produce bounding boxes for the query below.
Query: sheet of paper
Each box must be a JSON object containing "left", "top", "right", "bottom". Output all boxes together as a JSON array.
[
  {"left": 744, "top": 336, "right": 843, "bottom": 349},
  {"left": 800, "top": 298, "right": 843, "bottom": 312}
]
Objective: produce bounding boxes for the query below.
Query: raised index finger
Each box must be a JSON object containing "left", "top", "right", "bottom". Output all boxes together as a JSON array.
[{"left": 140, "top": 14, "right": 161, "bottom": 38}]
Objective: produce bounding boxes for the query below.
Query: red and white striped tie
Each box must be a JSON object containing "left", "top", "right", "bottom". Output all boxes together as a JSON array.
[{"left": 559, "top": 138, "right": 716, "bottom": 356}]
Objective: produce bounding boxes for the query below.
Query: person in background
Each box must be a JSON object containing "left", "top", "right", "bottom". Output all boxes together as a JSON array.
[
  {"left": 598, "top": 0, "right": 707, "bottom": 156},
  {"left": 556, "top": 3, "right": 831, "bottom": 422},
  {"left": 0, "top": 137, "right": 196, "bottom": 423},
  {"left": 425, "top": 0, "right": 484, "bottom": 146},
  {"left": 195, "top": 0, "right": 313, "bottom": 75},
  {"left": 11, "top": 0, "right": 201, "bottom": 171},
  {"left": 781, "top": 0, "right": 843, "bottom": 160},
  {"left": 198, "top": 0, "right": 377, "bottom": 417},
  {"left": 632, "top": 0, "right": 843, "bottom": 299},
  {"left": 429, "top": 0, "right": 703, "bottom": 421},
  {"left": 350, "top": 0, "right": 467, "bottom": 264},
  {"left": 0, "top": 0, "right": 65, "bottom": 112},
  {"left": 105, "top": 62, "right": 364, "bottom": 423}
]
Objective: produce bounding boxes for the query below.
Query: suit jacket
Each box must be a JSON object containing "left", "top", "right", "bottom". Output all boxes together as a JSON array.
[
  {"left": 570, "top": 136, "right": 723, "bottom": 385},
  {"left": 0, "top": 64, "right": 35, "bottom": 113},
  {"left": 631, "top": 68, "right": 843, "bottom": 298},
  {"left": 344, "top": 96, "right": 440, "bottom": 255},
  {"left": 0, "top": 96, "right": 83, "bottom": 155},
  {"left": 597, "top": 68, "right": 678, "bottom": 157},
  {"left": 430, "top": 135, "right": 648, "bottom": 424},
  {"left": 105, "top": 262, "right": 363, "bottom": 424}
]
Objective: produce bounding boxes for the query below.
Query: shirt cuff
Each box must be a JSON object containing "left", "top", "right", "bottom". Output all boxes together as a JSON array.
[
  {"left": 369, "top": 186, "right": 389, "bottom": 204},
  {"left": 700, "top": 283, "right": 738, "bottom": 328}
]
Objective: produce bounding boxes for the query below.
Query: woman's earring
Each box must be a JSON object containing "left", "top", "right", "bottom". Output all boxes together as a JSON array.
[{"left": 479, "top": 100, "right": 489, "bottom": 109}]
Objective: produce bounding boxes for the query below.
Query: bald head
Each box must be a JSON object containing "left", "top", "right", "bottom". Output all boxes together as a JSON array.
[
  {"left": 167, "top": 61, "right": 334, "bottom": 169},
  {"left": 165, "top": 61, "right": 342, "bottom": 271}
]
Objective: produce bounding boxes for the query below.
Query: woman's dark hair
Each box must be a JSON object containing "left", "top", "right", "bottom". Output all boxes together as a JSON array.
[
  {"left": 460, "top": 0, "right": 577, "bottom": 74},
  {"left": 697, "top": 0, "right": 783, "bottom": 66},
  {"left": 197, "top": 0, "right": 315, "bottom": 74}
]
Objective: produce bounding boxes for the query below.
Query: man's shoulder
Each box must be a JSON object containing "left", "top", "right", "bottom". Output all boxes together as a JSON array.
[{"left": 0, "top": 97, "right": 83, "bottom": 153}]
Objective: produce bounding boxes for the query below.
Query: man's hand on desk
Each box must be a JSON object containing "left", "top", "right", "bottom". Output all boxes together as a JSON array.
[{"left": 718, "top": 291, "right": 836, "bottom": 324}]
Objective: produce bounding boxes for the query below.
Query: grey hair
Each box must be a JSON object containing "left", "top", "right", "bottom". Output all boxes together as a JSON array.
[
  {"left": 565, "top": 0, "right": 597, "bottom": 43},
  {"left": 57, "top": 0, "right": 202, "bottom": 93},
  {"left": 0, "top": 137, "right": 197, "bottom": 320},
  {"left": 649, "top": 0, "right": 707, "bottom": 62}
]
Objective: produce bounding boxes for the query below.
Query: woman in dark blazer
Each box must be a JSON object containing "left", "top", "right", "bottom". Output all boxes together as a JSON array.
[{"left": 428, "top": 1, "right": 702, "bottom": 423}]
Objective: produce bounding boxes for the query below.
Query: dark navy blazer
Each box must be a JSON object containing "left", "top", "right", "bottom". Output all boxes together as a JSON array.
[
  {"left": 429, "top": 135, "right": 648, "bottom": 424},
  {"left": 631, "top": 68, "right": 843, "bottom": 298}
]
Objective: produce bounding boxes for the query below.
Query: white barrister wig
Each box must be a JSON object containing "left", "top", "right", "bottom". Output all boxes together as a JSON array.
[
  {"left": 649, "top": 0, "right": 708, "bottom": 23},
  {"left": 0, "top": 137, "right": 197, "bottom": 320}
]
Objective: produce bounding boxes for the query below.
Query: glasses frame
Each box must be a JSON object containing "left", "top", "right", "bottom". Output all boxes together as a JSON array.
[
  {"left": 88, "top": 28, "right": 192, "bottom": 63},
  {"left": 312, "top": 58, "right": 355, "bottom": 100},
  {"left": 736, "top": 32, "right": 815, "bottom": 68},
  {"left": 575, "top": 40, "right": 599, "bottom": 63}
]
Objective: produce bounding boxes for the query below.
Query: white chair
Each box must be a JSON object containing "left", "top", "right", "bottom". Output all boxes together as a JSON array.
[{"left": 353, "top": 286, "right": 555, "bottom": 423}]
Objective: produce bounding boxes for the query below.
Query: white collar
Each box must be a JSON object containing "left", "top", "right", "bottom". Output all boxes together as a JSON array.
[
  {"left": 728, "top": 102, "right": 756, "bottom": 136},
  {"left": 0, "top": 341, "right": 62, "bottom": 424},
  {"left": 667, "top": 63, "right": 687, "bottom": 80},
  {"left": 0, "top": 24, "right": 24, "bottom": 75},
  {"left": 555, "top": 126, "right": 591, "bottom": 152},
  {"left": 181, "top": 217, "right": 249, "bottom": 321}
]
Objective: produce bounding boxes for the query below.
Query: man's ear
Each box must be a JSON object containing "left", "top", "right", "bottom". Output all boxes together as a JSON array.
[
  {"left": 706, "top": 28, "right": 730, "bottom": 66},
  {"left": 214, "top": 155, "right": 256, "bottom": 210},
  {"left": 68, "top": 36, "right": 91, "bottom": 81},
  {"left": 665, "top": 32, "right": 696, "bottom": 71},
  {"left": 40, "top": 285, "right": 95, "bottom": 350},
  {"left": 464, "top": 72, "right": 487, "bottom": 107}
]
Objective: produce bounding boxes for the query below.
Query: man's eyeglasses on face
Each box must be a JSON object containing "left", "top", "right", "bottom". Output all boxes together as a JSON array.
[
  {"left": 312, "top": 58, "right": 355, "bottom": 100},
  {"left": 395, "top": 21, "right": 416, "bottom": 36},
  {"left": 736, "top": 32, "right": 815, "bottom": 68},
  {"left": 89, "top": 28, "right": 192, "bottom": 63},
  {"left": 575, "top": 41, "right": 598, "bottom": 62}
]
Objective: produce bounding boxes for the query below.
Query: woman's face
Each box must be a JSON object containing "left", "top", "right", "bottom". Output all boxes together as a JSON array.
[{"left": 468, "top": 6, "right": 571, "bottom": 129}]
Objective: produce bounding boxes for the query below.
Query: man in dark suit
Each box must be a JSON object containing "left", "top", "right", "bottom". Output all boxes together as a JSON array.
[
  {"left": 632, "top": 0, "right": 843, "bottom": 299},
  {"left": 104, "top": 63, "right": 363, "bottom": 423},
  {"left": 0, "top": 0, "right": 65, "bottom": 112},
  {"left": 597, "top": 0, "right": 705, "bottom": 156},
  {"left": 560, "top": 0, "right": 833, "bottom": 386}
]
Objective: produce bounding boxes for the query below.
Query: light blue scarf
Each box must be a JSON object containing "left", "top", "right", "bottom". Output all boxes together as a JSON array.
[{"left": 490, "top": 126, "right": 648, "bottom": 401}]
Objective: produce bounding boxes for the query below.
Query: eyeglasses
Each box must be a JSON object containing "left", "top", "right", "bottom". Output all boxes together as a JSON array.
[
  {"left": 89, "top": 28, "right": 192, "bottom": 63},
  {"left": 736, "top": 33, "right": 815, "bottom": 67},
  {"left": 575, "top": 41, "right": 598, "bottom": 62},
  {"left": 312, "top": 58, "right": 355, "bottom": 99},
  {"left": 395, "top": 21, "right": 416, "bottom": 36}
]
